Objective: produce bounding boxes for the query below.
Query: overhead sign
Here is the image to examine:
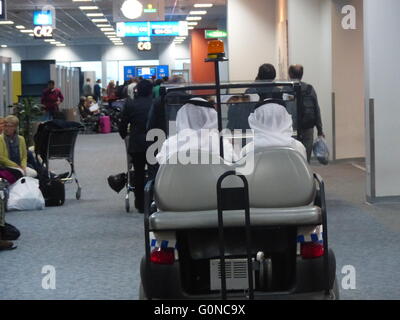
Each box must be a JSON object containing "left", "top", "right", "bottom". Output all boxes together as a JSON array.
[
  {"left": 138, "top": 41, "right": 152, "bottom": 51},
  {"left": 205, "top": 30, "right": 228, "bottom": 39},
  {"left": 113, "top": 0, "right": 165, "bottom": 22},
  {"left": 117, "top": 21, "right": 188, "bottom": 37},
  {"left": 34, "top": 25, "right": 53, "bottom": 39},
  {"left": 0, "top": 0, "right": 6, "bottom": 20},
  {"left": 124, "top": 65, "right": 169, "bottom": 80},
  {"left": 34, "top": 10, "right": 53, "bottom": 26}
]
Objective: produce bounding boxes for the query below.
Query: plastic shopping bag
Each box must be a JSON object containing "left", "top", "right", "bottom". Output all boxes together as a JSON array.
[
  {"left": 313, "top": 137, "right": 330, "bottom": 165},
  {"left": 8, "top": 177, "right": 45, "bottom": 211}
]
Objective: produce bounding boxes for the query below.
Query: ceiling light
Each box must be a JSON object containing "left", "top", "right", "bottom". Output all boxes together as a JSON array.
[
  {"left": 79, "top": 6, "right": 99, "bottom": 10},
  {"left": 86, "top": 13, "right": 104, "bottom": 17},
  {"left": 101, "top": 28, "right": 114, "bottom": 31},
  {"left": 16, "top": 25, "right": 25, "bottom": 29},
  {"left": 104, "top": 32, "right": 117, "bottom": 35},
  {"left": 96, "top": 24, "right": 111, "bottom": 27},
  {"left": 92, "top": 18, "right": 108, "bottom": 22},
  {"left": 186, "top": 16, "right": 202, "bottom": 21},
  {"left": 20, "top": 29, "right": 34, "bottom": 33},
  {"left": 1, "top": 45, "right": 7, "bottom": 48},
  {"left": 121, "top": 0, "right": 143, "bottom": 20},
  {"left": 73, "top": 0, "right": 92, "bottom": 2},
  {"left": 114, "top": 43, "right": 124, "bottom": 46},
  {"left": 194, "top": 4, "right": 213, "bottom": 8},
  {"left": 0, "top": 21, "right": 14, "bottom": 25},
  {"left": 189, "top": 11, "right": 207, "bottom": 15},
  {"left": 44, "top": 39, "right": 56, "bottom": 42},
  {"left": 187, "top": 22, "right": 198, "bottom": 26},
  {"left": 109, "top": 37, "right": 121, "bottom": 41},
  {"left": 56, "top": 44, "right": 66, "bottom": 47},
  {"left": 188, "top": 27, "right": 194, "bottom": 30}
]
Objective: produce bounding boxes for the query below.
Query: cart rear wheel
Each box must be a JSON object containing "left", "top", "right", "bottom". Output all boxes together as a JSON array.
[
  {"left": 76, "top": 188, "right": 81, "bottom": 200},
  {"left": 125, "top": 198, "right": 130, "bottom": 213},
  {"left": 139, "top": 282, "right": 147, "bottom": 300}
]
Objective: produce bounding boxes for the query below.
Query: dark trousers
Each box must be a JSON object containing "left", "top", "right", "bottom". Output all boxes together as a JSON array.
[
  {"left": 301, "top": 128, "right": 315, "bottom": 163},
  {"left": 131, "top": 152, "right": 147, "bottom": 211}
]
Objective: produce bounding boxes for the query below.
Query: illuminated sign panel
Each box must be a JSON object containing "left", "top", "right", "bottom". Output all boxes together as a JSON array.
[
  {"left": 117, "top": 21, "right": 188, "bottom": 37},
  {"left": 113, "top": 0, "right": 165, "bottom": 22},
  {"left": 34, "top": 10, "right": 53, "bottom": 26},
  {"left": 0, "top": 0, "right": 6, "bottom": 20},
  {"left": 34, "top": 26, "right": 53, "bottom": 39},
  {"left": 205, "top": 30, "right": 228, "bottom": 39}
]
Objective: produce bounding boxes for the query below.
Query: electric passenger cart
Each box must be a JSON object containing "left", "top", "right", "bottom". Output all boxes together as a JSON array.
[{"left": 139, "top": 50, "right": 338, "bottom": 299}]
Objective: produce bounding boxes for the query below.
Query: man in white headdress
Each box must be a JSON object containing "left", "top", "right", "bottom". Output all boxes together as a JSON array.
[
  {"left": 242, "top": 100, "right": 307, "bottom": 159},
  {"left": 156, "top": 98, "right": 235, "bottom": 165}
]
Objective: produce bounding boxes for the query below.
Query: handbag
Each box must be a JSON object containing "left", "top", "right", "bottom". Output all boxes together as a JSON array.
[
  {"left": 313, "top": 137, "right": 330, "bottom": 165},
  {"left": 0, "top": 223, "right": 20, "bottom": 241},
  {"left": 107, "top": 173, "right": 127, "bottom": 193}
]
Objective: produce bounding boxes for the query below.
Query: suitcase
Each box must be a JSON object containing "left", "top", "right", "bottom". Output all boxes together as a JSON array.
[
  {"left": 99, "top": 115, "right": 111, "bottom": 134},
  {"left": 39, "top": 178, "right": 65, "bottom": 207}
]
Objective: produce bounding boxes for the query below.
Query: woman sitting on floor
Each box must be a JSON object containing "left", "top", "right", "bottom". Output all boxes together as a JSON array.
[{"left": 0, "top": 115, "right": 37, "bottom": 183}]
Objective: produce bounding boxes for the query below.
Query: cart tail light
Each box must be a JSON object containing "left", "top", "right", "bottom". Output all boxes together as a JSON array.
[
  {"left": 301, "top": 242, "right": 324, "bottom": 259},
  {"left": 150, "top": 248, "right": 175, "bottom": 265}
]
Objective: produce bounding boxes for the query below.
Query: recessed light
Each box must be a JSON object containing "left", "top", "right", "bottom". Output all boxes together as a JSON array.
[
  {"left": 92, "top": 18, "right": 108, "bottom": 22},
  {"left": 96, "top": 24, "right": 111, "bottom": 27},
  {"left": 16, "top": 25, "right": 25, "bottom": 29},
  {"left": 1, "top": 45, "right": 7, "bottom": 48},
  {"left": 73, "top": 0, "right": 92, "bottom": 2},
  {"left": 44, "top": 39, "right": 56, "bottom": 42},
  {"left": 86, "top": 13, "right": 104, "bottom": 17},
  {"left": 79, "top": 6, "right": 99, "bottom": 10},
  {"left": 188, "top": 27, "right": 194, "bottom": 30},
  {"left": 186, "top": 16, "right": 202, "bottom": 21},
  {"left": 20, "top": 29, "right": 34, "bottom": 33},
  {"left": 104, "top": 32, "right": 117, "bottom": 35},
  {"left": 56, "top": 44, "right": 66, "bottom": 47},
  {"left": 101, "top": 28, "right": 114, "bottom": 32},
  {"left": 194, "top": 4, "right": 213, "bottom": 8},
  {"left": 114, "top": 43, "right": 124, "bottom": 46},
  {"left": 189, "top": 11, "right": 207, "bottom": 15},
  {"left": 187, "top": 22, "right": 198, "bottom": 26},
  {"left": 0, "top": 21, "right": 14, "bottom": 25}
]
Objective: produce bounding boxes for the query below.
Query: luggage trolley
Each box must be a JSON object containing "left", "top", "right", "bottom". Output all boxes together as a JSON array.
[
  {"left": 124, "top": 135, "right": 149, "bottom": 213},
  {"left": 124, "top": 136, "right": 134, "bottom": 213},
  {"left": 43, "top": 127, "right": 83, "bottom": 200}
]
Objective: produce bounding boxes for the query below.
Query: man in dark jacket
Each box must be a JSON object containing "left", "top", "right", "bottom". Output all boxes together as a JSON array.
[
  {"left": 289, "top": 64, "right": 324, "bottom": 162},
  {"left": 119, "top": 80, "right": 153, "bottom": 213}
]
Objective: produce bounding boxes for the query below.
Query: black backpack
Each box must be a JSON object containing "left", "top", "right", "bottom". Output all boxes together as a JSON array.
[{"left": 300, "top": 85, "right": 318, "bottom": 129}]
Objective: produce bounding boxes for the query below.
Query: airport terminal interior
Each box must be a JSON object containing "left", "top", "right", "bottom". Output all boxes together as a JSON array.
[{"left": 0, "top": 0, "right": 399, "bottom": 301}]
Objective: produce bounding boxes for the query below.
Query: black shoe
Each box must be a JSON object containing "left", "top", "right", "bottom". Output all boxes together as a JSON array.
[{"left": 0, "top": 240, "right": 17, "bottom": 251}]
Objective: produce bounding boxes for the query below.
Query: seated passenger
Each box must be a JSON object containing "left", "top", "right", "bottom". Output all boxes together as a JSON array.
[
  {"left": 242, "top": 101, "right": 307, "bottom": 159},
  {"left": 0, "top": 116, "right": 37, "bottom": 181},
  {"left": 156, "top": 98, "right": 235, "bottom": 165}
]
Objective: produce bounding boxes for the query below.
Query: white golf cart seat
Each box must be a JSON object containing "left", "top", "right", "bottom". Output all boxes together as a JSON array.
[{"left": 150, "top": 148, "right": 320, "bottom": 231}]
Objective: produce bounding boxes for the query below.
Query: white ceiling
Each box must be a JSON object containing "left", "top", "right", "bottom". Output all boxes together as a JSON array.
[{"left": 0, "top": 0, "right": 226, "bottom": 46}]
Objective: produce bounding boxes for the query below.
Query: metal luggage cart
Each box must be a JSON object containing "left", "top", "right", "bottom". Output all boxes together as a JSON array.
[{"left": 43, "top": 127, "right": 83, "bottom": 200}]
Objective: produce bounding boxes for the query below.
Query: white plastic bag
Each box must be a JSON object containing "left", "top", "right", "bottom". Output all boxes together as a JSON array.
[
  {"left": 313, "top": 137, "right": 330, "bottom": 165},
  {"left": 8, "top": 177, "right": 45, "bottom": 211}
]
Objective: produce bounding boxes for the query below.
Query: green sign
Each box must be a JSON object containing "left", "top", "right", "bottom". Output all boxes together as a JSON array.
[{"left": 205, "top": 30, "right": 228, "bottom": 39}]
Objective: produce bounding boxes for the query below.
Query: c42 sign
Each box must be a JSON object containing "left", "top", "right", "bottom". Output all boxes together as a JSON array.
[
  {"left": 138, "top": 41, "right": 151, "bottom": 51},
  {"left": 34, "top": 25, "right": 53, "bottom": 39}
]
